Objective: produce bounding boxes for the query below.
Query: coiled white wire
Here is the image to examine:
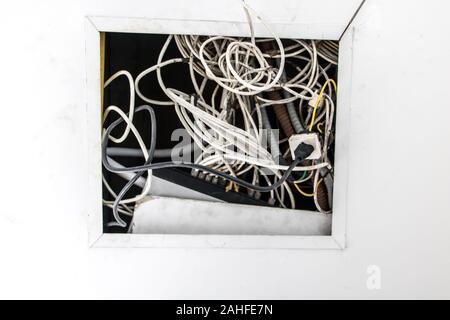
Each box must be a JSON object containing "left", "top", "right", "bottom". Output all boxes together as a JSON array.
[{"left": 102, "top": 0, "right": 337, "bottom": 224}]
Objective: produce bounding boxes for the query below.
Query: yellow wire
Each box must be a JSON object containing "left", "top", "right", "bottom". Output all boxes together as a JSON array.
[
  {"left": 317, "top": 122, "right": 324, "bottom": 133},
  {"left": 294, "top": 179, "right": 323, "bottom": 198},
  {"left": 309, "top": 79, "right": 337, "bottom": 132},
  {"left": 294, "top": 183, "right": 314, "bottom": 197}
]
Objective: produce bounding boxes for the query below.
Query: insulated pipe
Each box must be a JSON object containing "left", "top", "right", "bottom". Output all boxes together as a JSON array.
[
  {"left": 260, "top": 41, "right": 295, "bottom": 138},
  {"left": 267, "top": 90, "right": 295, "bottom": 138},
  {"left": 277, "top": 59, "right": 304, "bottom": 133},
  {"left": 316, "top": 177, "right": 330, "bottom": 212}
]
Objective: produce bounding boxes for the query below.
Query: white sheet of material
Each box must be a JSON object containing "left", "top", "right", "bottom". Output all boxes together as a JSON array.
[{"left": 131, "top": 197, "right": 331, "bottom": 235}]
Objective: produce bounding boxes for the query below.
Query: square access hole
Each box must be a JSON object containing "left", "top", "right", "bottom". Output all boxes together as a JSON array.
[{"left": 101, "top": 31, "right": 339, "bottom": 236}]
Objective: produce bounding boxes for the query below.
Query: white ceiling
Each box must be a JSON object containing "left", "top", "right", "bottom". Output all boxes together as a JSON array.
[{"left": 1, "top": 0, "right": 450, "bottom": 299}]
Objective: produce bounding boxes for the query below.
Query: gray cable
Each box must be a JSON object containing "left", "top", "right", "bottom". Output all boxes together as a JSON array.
[
  {"left": 107, "top": 142, "right": 198, "bottom": 158},
  {"left": 106, "top": 156, "right": 146, "bottom": 188},
  {"left": 108, "top": 105, "right": 157, "bottom": 228},
  {"left": 260, "top": 106, "right": 281, "bottom": 160}
]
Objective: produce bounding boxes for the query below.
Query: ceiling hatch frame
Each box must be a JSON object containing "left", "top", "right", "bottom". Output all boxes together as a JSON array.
[{"left": 84, "top": 1, "right": 364, "bottom": 249}]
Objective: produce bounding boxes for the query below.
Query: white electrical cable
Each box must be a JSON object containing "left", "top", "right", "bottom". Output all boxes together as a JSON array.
[
  {"left": 102, "top": 0, "right": 338, "bottom": 221},
  {"left": 103, "top": 70, "right": 135, "bottom": 143}
]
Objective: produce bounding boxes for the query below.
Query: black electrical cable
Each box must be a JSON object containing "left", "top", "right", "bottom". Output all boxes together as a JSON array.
[{"left": 103, "top": 106, "right": 313, "bottom": 195}]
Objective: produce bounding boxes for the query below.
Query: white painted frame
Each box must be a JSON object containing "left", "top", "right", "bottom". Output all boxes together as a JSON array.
[{"left": 85, "top": 15, "right": 357, "bottom": 249}]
